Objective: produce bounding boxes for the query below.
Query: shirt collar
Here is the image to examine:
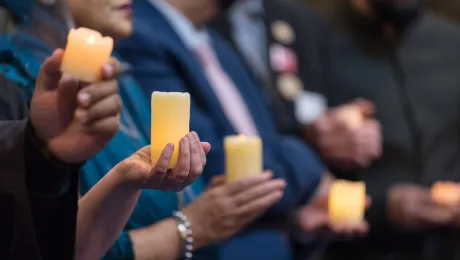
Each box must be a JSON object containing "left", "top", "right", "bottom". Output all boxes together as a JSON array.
[
  {"left": 148, "top": 0, "right": 209, "bottom": 49},
  {"left": 229, "top": 0, "right": 264, "bottom": 20}
]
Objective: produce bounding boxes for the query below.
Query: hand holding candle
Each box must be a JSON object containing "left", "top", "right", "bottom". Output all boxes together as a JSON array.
[
  {"left": 61, "top": 27, "right": 114, "bottom": 82},
  {"left": 225, "top": 135, "right": 263, "bottom": 182}
]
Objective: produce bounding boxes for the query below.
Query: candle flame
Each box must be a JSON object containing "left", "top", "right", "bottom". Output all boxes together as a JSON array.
[{"left": 86, "top": 34, "right": 96, "bottom": 44}]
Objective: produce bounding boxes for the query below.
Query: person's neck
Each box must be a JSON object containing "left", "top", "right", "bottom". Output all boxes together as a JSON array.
[{"left": 167, "top": 1, "right": 205, "bottom": 29}]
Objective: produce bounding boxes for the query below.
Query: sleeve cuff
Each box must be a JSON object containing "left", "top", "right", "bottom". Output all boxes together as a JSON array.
[
  {"left": 25, "top": 119, "right": 82, "bottom": 195},
  {"left": 365, "top": 182, "right": 391, "bottom": 235}
]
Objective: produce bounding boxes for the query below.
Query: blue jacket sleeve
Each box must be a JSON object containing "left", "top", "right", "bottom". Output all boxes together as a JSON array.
[{"left": 116, "top": 38, "right": 325, "bottom": 221}]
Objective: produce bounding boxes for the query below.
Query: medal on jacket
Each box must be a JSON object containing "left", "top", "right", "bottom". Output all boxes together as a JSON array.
[
  {"left": 270, "top": 44, "right": 298, "bottom": 73},
  {"left": 271, "top": 20, "right": 295, "bottom": 45},
  {"left": 277, "top": 73, "right": 303, "bottom": 101}
]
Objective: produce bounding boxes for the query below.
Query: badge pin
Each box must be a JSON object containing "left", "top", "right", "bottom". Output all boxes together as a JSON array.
[
  {"left": 277, "top": 73, "right": 303, "bottom": 101},
  {"left": 270, "top": 44, "right": 298, "bottom": 73},
  {"left": 271, "top": 20, "right": 295, "bottom": 45}
]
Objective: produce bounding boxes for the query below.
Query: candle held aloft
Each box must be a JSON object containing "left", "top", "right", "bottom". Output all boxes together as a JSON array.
[
  {"left": 338, "top": 105, "right": 364, "bottom": 129},
  {"left": 151, "top": 92, "right": 190, "bottom": 168},
  {"left": 61, "top": 27, "right": 114, "bottom": 82},
  {"left": 431, "top": 181, "right": 460, "bottom": 206},
  {"left": 225, "top": 135, "right": 262, "bottom": 182},
  {"left": 329, "top": 180, "right": 366, "bottom": 225}
]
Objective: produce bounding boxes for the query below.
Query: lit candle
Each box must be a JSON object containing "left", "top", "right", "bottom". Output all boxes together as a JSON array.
[
  {"left": 329, "top": 180, "right": 366, "bottom": 225},
  {"left": 151, "top": 92, "right": 190, "bottom": 168},
  {"left": 225, "top": 135, "right": 263, "bottom": 182},
  {"left": 431, "top": 181, "right": 460, "bottom": 206},
  {"left": 61, "top": 27, "right": 114, "bottom": 82},
  {"left": 338, "top": 105, "right": 364, "bottom": 129}
]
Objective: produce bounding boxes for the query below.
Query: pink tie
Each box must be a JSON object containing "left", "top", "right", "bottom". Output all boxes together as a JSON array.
[{"left": 194, "top": 42, "right": 258, "bottom": 135}]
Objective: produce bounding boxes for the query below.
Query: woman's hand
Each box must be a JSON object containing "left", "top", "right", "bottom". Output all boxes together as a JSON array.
[
  {"left": 119, "top": 132, "right": 210, "bottom": 191},
  {"left": 182, "top": 171, "right": 286, "bottom": 249}
]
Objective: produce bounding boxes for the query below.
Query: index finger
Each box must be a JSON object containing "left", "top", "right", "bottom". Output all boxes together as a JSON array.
[
  {"left": 101, "top": 58, "right": 122, "bottom": 80},
  {"left": 224, "top": 171, "right": 273, "bottom": 195}
]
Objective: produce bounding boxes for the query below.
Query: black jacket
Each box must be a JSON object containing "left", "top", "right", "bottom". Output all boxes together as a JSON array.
[
  {"left": 0, "top": 74, "right": 79, "bottom": 260},
  {"left": 309, "top": 2, "right": 460, "bottom": 260}
]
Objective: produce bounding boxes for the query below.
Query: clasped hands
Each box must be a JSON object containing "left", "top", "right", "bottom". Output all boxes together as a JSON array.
[{"left": 312, "top": 99, "right": 382, "bottom": 171}]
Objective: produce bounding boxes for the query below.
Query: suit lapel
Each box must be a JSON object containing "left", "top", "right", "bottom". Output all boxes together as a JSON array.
[{"left": 136, "top": 0, "right": 236, "bottom": 133}]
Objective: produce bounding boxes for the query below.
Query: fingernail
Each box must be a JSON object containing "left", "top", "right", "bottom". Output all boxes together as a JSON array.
[
  {"left": 182, "top": 137, "right": 188, "bottom": 144},
  {"left": 78, "top": 92, "right": 90, "bottom": 106}
]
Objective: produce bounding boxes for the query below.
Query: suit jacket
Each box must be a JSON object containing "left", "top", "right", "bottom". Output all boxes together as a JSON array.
[
  {"left": 117, "top": 0, "right": 325, "bottom": 218},
  {"left": 211, "top": 0, "right": 331, "bottom": 135},
  {"left": 0, "top": 74, "right": 79, "bottom": 260}
]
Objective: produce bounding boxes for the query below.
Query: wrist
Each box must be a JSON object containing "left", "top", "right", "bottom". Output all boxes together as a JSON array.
[{"left": 181, "top": 207, "right": 209, "bottom": 250}]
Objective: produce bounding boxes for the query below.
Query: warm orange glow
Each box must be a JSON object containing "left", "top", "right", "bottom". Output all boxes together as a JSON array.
[
  {"left": 151, "top": 92, "right": 190, "bottom": 168},
  {"left": 61, "top": 27, "right": 114, "bottom": 82},
  {"left": 225, "top": 135, "right": 262, "bottom": 182},
  {"left": 431, "top": 181, "right": 460, "bottom": 206},
  {"left": 329, "top": 180, "right": 366, "bottom": 225}
]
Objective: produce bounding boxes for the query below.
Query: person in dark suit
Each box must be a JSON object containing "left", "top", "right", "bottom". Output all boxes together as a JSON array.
[
  {"left": 292, "top": 0, "right": 460, "bottom": 259},
  {"left": 211, "top": 0, "right": 331, "bottom": 137},
  {"left": 212, "top": 0, "right": 383, "bottom": 176},
  {"left": 116, "top": 0, "right": 368, "bottom": 259}
]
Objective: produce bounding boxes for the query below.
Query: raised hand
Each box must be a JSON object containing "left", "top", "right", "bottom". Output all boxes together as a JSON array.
[{"left": 30, "top": 49, "right": 122, "bottom": 164}]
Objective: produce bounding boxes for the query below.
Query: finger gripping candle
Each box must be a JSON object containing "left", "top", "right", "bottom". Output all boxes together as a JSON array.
[
  {"left": 61, "top": 27, "right": 114, "bottom": 82},
  {"left": 329, "top": 180, "right": 366, "bottom": 225},
  {"left": 151, "top": 92, "right": 190, "bottom": 168},
  {"left": 225, "top": 135, "right": 263, "bottom": 182}
]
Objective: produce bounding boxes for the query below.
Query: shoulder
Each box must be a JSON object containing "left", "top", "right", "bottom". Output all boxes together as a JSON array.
[{"left": 0, "top": 74, "right": 29, "bottom": 120}]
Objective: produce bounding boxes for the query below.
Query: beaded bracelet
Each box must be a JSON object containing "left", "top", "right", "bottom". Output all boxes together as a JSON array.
[{"left": 173, "top": 211, "right": 194, "bottom": 259}]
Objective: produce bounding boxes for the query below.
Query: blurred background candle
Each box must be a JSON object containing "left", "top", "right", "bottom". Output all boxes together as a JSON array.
[
  {"left": 225, "top": 135, "right": 262, "bottom": 182},
  {"left": 151, "top": 92, "right": 190, "bottom": 168},
  {"left": 431, "top": 181, "right": 460, "bottom": 206},
  {"left": 338, "top": 105, "right": 364, "bottom": 129},
  {"left": 329, "top": 180, "right": 366, "bottom": 225},
  {"left": 61, "top": 27, "right": 114, "bottom": 82}
]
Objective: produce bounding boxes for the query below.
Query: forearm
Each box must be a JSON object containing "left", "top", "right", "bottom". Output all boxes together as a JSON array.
[
  {"left": 129, "top": 212, "right": 211, "bottom": 260},
  {"left": 129, "top": 219, "right": 182, "bottom": 260},
  {"left": 76, "top": 164, "right": 141, "bottom": 260}
]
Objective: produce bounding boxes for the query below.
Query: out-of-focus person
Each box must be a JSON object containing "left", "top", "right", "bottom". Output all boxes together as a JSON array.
[
  {"left": 0, "top": 0, "right": 211, "bottom": 259},
  {"left": 293, "top": 0, "right": 460, "bottom": 259},
  {"left": 212, "top": 0, "right": 382, "bottom": 176},
  {"left": 116, "top": 0, "right": 369, "bottom": 259}
]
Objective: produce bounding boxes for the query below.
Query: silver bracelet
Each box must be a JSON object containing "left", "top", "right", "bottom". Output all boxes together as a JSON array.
[{"left": 172, "top": 211, "right": 193, "bottom": 259}]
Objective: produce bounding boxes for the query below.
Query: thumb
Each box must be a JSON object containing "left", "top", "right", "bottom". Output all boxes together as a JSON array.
[
  {"left": 135, "top": 145, "right": 152, "bottom": 162},
  {"left": 352, "top": 98, "right": 375, "bottom": 118},
  {"left": 201, "top": 142, "right": 211, "bottom": 154},
  {"left": 36, "top": 49, "right": 64, "bottom": 91}
]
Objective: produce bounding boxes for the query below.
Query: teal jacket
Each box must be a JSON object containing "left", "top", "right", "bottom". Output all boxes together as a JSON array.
[{"left": 0, "top": 29, "right": 217, "bottom": 259}]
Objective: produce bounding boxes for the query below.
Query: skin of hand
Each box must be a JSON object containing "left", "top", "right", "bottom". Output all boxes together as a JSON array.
[
  {"left": 119, "top": 132, "right": 211, "bottom": 191},
  {"left": 181, "top": 171, "right": 286, "bottom": 249},
  {"left": 296, "top": 174, "right": 371, "bottom": 240},
  {"left": 30, "top": 49, "right": 122, "bottom": 164},
  {"left": 388, "top": 183, "right": 456, "bottom": 230},
  {"left": 313, "top": 98, "right": 382, "bottom": 171}
]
